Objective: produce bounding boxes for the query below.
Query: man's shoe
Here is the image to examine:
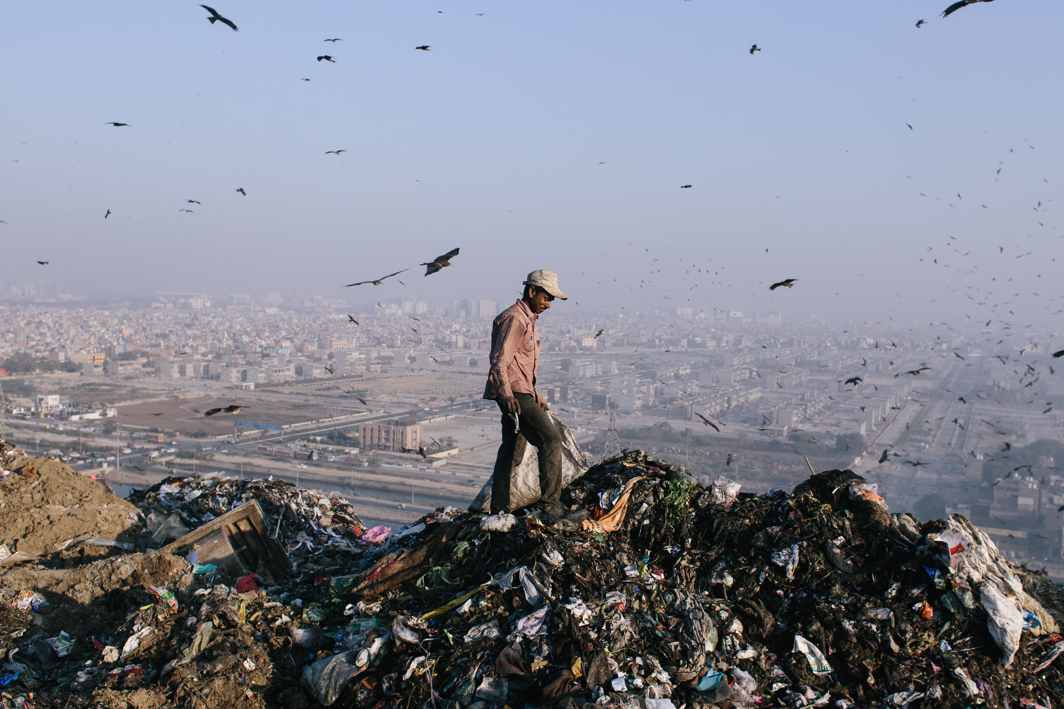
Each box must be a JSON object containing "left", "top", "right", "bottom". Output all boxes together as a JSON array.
[{"left": 539, "top": 507, "right": 579, "bottom": 531}]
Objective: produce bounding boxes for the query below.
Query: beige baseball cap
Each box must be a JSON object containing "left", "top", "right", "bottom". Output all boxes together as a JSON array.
[{"left": 523, "top": 269, "right": 568, "bottom": 300}]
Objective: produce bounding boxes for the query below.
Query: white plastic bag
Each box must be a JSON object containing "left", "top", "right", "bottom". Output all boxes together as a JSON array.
[{"left": 470, "top": 414, "right": 587, "bottom": 512}]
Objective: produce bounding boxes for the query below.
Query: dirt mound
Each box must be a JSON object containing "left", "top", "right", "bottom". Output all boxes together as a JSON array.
[{"left": 0, "top": 441, "right": 140, "bottom": 559}]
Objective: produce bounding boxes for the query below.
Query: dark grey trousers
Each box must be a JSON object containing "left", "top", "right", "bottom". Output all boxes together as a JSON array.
[{"left": 489, "top": 393, "right": 563, "bottom": 514}]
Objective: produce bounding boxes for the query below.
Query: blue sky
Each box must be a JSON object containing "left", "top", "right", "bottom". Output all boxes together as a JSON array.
[{"left": 1, "top": 1, "right": 1061, "bottom": 324}]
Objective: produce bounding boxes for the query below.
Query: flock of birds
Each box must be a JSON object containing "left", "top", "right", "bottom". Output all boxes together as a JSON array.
[
  {"left": 8, "top": 0, "right": 1002, "bottom": 230},
  {"left": 10, "top": 1, "right": 1061, "bottom": 469}
]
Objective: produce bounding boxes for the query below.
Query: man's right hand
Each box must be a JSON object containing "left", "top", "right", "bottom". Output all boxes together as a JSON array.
[{"left": 500, "top": 395, "right": 519, "bottom": 415}]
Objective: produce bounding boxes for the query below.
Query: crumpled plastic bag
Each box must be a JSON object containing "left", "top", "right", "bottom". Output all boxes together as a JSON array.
[
  {"left": 469, "top": 415, "right": 587, "bottom": 512},
  {"left": 674, "top": 595, "right": 716, "bottom": 682},
  {"left": 793, "top": 634, "right": 832, "bottom": 675},
  {"left": 509, "top": 606, "right": 550, "bottom": 640},
  {"left": 480, "top": 513, "right": 517, "bottom": 533},
  {"left": 980, "top": 584, "right": 1024, "bottom": 667},
  {"left": 145, "top": 511, "right": 190, "bottom": 544},
  {"left": 362, "top": 525, "right": 392, "bottom": 544},
  {"left": 709, "top": 478, "right": 742, "bottom": 508},
  {"left": 928, "top": 515, "right": 1059, "bottom": 663},
  {"left": 770, "top": 543, "right": 800, "bottom": 580},
  {"left": 494, "top": 565, "right": 548, "bottom": 607},
  {"left": 301, "top": 635, "right": 389, "bottom": 706}
]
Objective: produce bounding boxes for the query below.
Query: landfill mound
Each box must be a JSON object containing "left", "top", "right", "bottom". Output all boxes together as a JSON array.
[
  {"left": 0, "top": 440, "right": 141, "bottom": 560},
  {"left": 0, "top": 443, "right": 1062, "bottom": 709},
  {"left": 126, "top": 473, "right": 367, "bottom": 568},
  {"left": 326, "top": 452, "right": 1063, "bottom": 708}
]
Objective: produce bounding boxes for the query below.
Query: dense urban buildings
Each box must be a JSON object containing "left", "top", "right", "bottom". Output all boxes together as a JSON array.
[{"left": 1, "top": 292, "right": 1062, "bottom": 578}]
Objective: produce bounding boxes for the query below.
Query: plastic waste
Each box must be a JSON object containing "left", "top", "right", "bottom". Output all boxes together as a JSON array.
[
  {"left": 793, "top": 635, "right": 832, "bottom": 675},
  {"left": 771, "top": 543, "right": 801, "bottom": 580},
  {"left": 980, "top": 583, "right": 1025, "bottom": 666},
  {"left": 464, "top": 620, "right": 501, "bottom": 644},
  {"left": 469, "top": 416, "right": 587, "bottom": 512},
  {"left": 480, "top": 512, "right": 517, "bottom": 533},
  {"left": 709, "top": 478, "right": 742, "bottom": 508},
  {"left": 362, "top": 525, "right": 392, "bottom": 544},
  {"left": 46, "top": 631, "right": 74, "bottom": 658},
  {"left": 510, "top": 606, "right": 549, "bottom": 639},
  {"left": 120, "top": 627, "right": 154, "bottom": 660},
  {"left": 302, "top": 635, "right": 389, "bottom": 706}
]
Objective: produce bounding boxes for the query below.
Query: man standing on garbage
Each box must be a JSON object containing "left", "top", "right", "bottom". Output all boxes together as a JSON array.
[{"left": 484, "top": 269, "right": 568, "bottom": 522}]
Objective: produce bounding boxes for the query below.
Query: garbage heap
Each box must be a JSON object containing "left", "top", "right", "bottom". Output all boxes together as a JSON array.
[
  {"left": 312, "top": 451, "right": 1064, "bottom": 708},
  {"left": 0, "top": 447, "right": 379, "bottom": 709},
  {"left": 1, "top": 443, "right": 1062, "bottom": 709},
  {"left": 126, "top": 473, "right": 368, "bottom": 572}
]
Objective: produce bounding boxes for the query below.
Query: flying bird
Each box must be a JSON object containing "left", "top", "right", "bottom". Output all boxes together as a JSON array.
[
  {"left": 594, "top": 329, "right": 605, "bottom": 339},
  {"left": 104, "top": 209, "right": 111, "bottom": 219},
  {"left": 680, "top": 184, "right": 693, "bottom": 189},
  {"left": 749, "top": 44, "right": 761, "bottom": 55},
  {"left": 317, "top": 55, "right": 336, "bottom": 63},
  {"left": 324, "top": 37, "right": 342, "bottom": 43},
  {"left": 344, "top": 269, "right": 407, "bottom": 287},
  {"left": 347, "top": 314, "right": 359, "bottom": 325},
  {"left": 36, "top": 260, "right": 49, "bottom": 266},
  {"left": 421, "top": 247, "right": 460, "bottom": 276},
  {"left": 1052, "top": 349, "right": 1064, "bottom": 358},
  {"left": 204, "top": 404, "right": 242, "bottom": 417},
  {"left": 236, "top": 187, "right": 247, "bottom": 196},
  {"left": 769, "top": 278, "right": 797, "bottom": 290},
  {"left": 906, "top": 123, "right": 914, "bottom": 131},
  {"left": 843, "top": 376, "right": 862, "bottom": 386},
  {"left": 179, "top": 208, "right": 195, "bottom": 214},
  {"left": 325, "top": 365, "right": 335, "bottom": 375},
  {"left": 418, "top": 446, "right": 428, "bottom": 459},
  {"left": 415, "top": 45, "right": 431, "bottom": 51},
  {"left": 324, "top": 149, "right": 346, "bottom": 155},
  {"left": 695, "top": 413, "right": 721, "bottom": 432},
  {"left": 915, "top": 19, "right": 926, "bottom": 27},
  {"left": 106, "top": 122, "right": 130, "bottom": 127},
  {"left": 942, "top": 0, "right": 994, "bottom": 19},
  {"left": 878, "top": 449, "right": 890, "bottom": 464},
  {"left": 200, "top": 4, "right": 238, "bottom": 31},
  {"left": 186, "top": 199, "right": 201, "bottom": 205}
]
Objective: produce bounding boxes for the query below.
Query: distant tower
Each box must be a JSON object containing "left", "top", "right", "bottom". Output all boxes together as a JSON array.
[{"left": 603, "top": 411, "right": 622, "bottom": 458}]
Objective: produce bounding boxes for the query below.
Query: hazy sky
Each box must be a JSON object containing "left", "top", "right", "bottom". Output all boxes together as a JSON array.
[{"left": 2, "top": 1, "right": 1061, "bottom": 325}]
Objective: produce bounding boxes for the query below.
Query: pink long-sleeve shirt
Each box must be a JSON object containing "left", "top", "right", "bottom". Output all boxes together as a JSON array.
[{"left": 483, "top": 299, "right": 540, "bottom": 401}]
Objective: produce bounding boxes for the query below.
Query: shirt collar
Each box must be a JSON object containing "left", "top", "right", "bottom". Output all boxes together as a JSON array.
[{"left": 515, "top": 299, "right": 538, "bottom": 322}]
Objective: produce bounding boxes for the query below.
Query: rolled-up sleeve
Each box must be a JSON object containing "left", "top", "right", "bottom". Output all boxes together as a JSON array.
[{"left": 488, "top": 313, "right": 522, "bottom": 400}]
